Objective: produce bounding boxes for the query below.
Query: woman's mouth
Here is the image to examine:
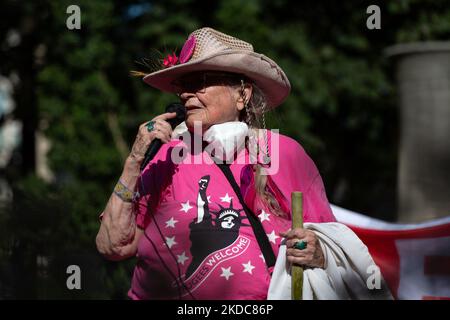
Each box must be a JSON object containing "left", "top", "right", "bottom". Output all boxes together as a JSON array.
[{"left": 186, "top": 106, "right": 202, "bottom": 113}]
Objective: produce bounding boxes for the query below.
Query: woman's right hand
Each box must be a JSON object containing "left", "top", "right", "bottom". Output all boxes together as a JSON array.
[
  {"left": 128, "top": 112, "right": 177, "bottom": 165},
  {"left": 97, "top": 112, "right": 178, "bottom": 261}
]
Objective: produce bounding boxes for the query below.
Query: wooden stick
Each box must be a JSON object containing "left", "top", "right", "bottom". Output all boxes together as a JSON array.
[{"left": 291, "top": 191, "right": 304, "bottom": 300}]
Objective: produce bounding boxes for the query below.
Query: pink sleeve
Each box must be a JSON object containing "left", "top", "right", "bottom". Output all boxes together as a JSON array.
[
  {"left": 303, "top": 174, "right": 336, "bottom": 223},
  {"left": 133, "top": 142, "right": 177, "bottom": 229},
  {"left": 269, "top": 133, "right": 335, "bottom": 223},
  {"left": 134, "top": 190, "right": 152, "bottom": 229},
  {"left": 285, "top": 136, "right": 335, "bottom": 223}
]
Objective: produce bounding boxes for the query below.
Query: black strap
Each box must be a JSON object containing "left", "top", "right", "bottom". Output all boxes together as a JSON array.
[{"left": 215, "top": 163, "right": 276, "bottom": 270}]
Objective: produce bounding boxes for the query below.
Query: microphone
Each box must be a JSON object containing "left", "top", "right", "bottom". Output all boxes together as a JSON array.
[{"left": 140, "top": 103, "right": 186, "bottom": 171}]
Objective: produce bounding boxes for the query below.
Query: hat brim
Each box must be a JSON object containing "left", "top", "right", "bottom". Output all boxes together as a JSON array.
[{"left": 142, "top": 50, "right": 290, "bottom": 109}]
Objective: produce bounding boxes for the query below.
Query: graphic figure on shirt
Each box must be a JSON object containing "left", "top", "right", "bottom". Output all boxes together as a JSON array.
[{"left": 185, "top": 175, "right": 250, "bottom": 278}]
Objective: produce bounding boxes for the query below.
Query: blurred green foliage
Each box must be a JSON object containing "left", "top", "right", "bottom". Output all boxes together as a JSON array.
[{"left": 0, "top": 0, "right": 449, "bottom": 299}]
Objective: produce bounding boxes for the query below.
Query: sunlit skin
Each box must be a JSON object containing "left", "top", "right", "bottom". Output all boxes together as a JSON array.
[{"left": 179, "top": 83, "right": 251, "bottom": 132}]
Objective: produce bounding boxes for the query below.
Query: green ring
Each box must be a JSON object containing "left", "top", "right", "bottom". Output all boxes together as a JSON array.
[
  {"left": 294, "top": 240, "right": 307, "bottom": 250},
  {"left": 146, "top": 120, "right": 155, "bottom": 132}
]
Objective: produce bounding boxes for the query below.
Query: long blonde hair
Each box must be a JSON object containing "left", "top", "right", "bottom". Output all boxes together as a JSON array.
[{"left": 241, "top": 83, "right": 287, "bottom": 217}]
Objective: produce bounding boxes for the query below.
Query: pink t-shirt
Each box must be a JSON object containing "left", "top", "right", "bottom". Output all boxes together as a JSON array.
[{"left": 128, "top": 131, "right": 335, "bottom": 300}]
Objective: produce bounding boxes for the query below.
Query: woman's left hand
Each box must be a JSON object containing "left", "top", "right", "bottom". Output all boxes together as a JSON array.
[{"left": 279, "top": 228, "right": 325, "bottom": 269}]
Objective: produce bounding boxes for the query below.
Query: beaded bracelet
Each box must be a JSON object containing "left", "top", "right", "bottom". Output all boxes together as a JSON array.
[{"left": 114, "top": 180, "right": 139, "bottom": 203}]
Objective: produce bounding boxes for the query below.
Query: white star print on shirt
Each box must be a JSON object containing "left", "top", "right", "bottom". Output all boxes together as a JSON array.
[
  {"left": 220, "top": 193, "right": 233, "bottom": 203},
  {"left": 242, "top": 261, "right": 255, "bottom": 275},
  {"left": 177, "top": 252, "right": 189, "bottom": 265},
  {"left": 267, "top": 230, "right": 279, "bottom": 244},
  {"left": 220, "top": 267, "right": 234, "bottom": 280},
  {"left": 165, "top": 236, "right": 177, "bottom": 248},
  {"left": 165, "top": 217, "right": 178, "bottom": 228},
  {"left": 180, "top": 200, "right": 193, "bottom": 213},
  {"left": 207, "top": 195, "right": 211, "bottom": 203},
  {"left": 259, "top": 254, "right": 265, "bottom": 262},
  {"left": 258, "top": 210, "right": 270, "bottom": 222}
]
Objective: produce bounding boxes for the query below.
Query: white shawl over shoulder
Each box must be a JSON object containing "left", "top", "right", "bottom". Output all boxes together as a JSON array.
[{"left": 267, "top": 222, "right": 393, "bottom": 300}]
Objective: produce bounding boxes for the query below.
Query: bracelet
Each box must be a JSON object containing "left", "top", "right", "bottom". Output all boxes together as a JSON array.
[{"left": 114, "top": 180, "right": 139, "bottom": 203}]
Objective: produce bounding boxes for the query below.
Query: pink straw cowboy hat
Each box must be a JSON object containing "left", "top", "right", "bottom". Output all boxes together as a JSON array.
[{"left": 142, "top": 27, "right": 291, "bottom": 109}]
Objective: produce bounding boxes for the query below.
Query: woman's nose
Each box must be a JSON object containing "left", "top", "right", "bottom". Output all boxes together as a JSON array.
[{"left": 179, "top": 91, "right": 196, "bottom": 101}]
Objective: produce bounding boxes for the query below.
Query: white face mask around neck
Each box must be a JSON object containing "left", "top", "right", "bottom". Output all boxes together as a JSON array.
[{"left": 203, "top": 121, "right": 249, "bottom": 162}]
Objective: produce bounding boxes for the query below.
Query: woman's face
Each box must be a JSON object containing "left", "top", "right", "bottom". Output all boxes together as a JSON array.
[{"left": 178, "top": 72, "right": 251, "bottom": 132}]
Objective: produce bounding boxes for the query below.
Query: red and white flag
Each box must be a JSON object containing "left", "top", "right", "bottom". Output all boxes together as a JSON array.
[{"left": 332, "top": 205, "right": 450, "bottom": 300}]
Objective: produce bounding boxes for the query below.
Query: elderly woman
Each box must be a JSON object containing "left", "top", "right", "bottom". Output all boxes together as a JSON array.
[{"left": 96, "top": 28, "right": 391, "bottom": 300}]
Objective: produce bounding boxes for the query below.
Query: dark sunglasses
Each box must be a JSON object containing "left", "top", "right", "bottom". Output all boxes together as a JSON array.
[{"left": 172, "top": 72, "right": 243, "bottom": 94}]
